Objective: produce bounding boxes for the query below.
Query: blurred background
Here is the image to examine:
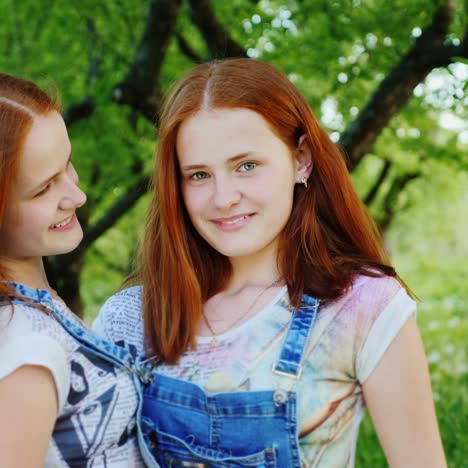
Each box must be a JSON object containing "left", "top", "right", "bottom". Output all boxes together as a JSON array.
[{"left": 1, "top": 0, "right": 466, "bottom": 465}]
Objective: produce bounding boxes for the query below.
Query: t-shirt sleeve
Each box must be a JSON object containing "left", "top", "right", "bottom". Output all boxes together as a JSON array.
[
  {"left": 0, "top": 304, "right": 70, "bottom": 412},
  {"left": 92, "top": 286, "right": 145, "bottom": 354},
  {"left": 356, "top": 286, "right": 416, "bottom": 383},
  {"left": 92, "top": 306, "right": 110, "bottom": 341}
]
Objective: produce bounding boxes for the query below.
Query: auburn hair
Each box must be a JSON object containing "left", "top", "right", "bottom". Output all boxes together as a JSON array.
[
  {"left": 0, "top": 73, "right": 60, "bottom": 306},
  {"left": 132, "top": 58, "right": 403, "bottom": 364}
]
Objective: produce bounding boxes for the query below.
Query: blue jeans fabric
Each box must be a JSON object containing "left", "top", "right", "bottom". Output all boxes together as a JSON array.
[
  {"left": 4, "top": 282, "right": 160, "bottom": 468},
  {"left": 141, "top": 295, "right": 319, "bottom": 467}
]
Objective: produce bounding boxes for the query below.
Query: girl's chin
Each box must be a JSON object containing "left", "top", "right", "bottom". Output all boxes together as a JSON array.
[{"left": 50, "top": 230, "right": 84, "bottom": 255}]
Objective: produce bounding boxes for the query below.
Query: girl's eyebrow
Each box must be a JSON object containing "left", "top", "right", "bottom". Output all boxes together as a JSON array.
[
  {"left": 29, "top": 150, "right": 73, "bottom": 195},
  {"left": 181, "top": 152, "right": 253, "bottom": 171}
]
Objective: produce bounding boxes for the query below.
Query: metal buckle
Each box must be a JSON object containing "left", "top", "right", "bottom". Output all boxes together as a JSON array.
[
  {"left": 138, "top": 367, "right": 154, "bottom": 385},
  {"left": 271, "top": 361, "right": 303, "bottom": 380}
]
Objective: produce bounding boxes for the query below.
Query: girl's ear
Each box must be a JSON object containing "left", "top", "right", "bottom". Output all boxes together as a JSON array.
[{"left": 295, "top": 134, "right": 313, "bottom": 184}]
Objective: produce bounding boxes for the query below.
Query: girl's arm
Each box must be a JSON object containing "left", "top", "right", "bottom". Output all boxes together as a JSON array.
[
  {"left": 0, "top": 365, "right": 57, "bottom": 467},
  {"left": 363, "top": 315, "right": 446, "bottom": 467}
]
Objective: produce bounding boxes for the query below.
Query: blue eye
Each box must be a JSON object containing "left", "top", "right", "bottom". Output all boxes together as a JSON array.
[
  {"left": 191, "top": 172, "right": 209, "bottom": 181},
  {"left": 240, "top": 162, "right": 257, "bottom": 172}
]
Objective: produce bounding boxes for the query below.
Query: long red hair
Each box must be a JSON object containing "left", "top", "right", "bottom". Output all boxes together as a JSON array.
[
  {"left": 133, "top": 58, "right": 402, "bottom": 364},
  {"left": 0, "top": 73, "right": 60, "bottom": 304}
]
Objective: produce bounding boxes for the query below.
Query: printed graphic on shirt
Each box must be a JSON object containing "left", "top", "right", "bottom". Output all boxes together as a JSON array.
[{"left": 53, "top": 345, "right": 133, "bottom": 463}]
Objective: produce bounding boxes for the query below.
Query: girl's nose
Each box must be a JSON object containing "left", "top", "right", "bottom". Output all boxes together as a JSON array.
[
  {"left": 212, "top": 178, "right": 241, "bottom": 210},
  {"left": 59, "top": 180, "right": 87, "bottom": 211}
]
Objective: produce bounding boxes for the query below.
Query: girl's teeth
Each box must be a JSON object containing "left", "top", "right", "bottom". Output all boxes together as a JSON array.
[
  {"left": 223, "top": 216, "right": 247, "bottom": 225},
  {"left": 52, "top": 216, "right": 71, "bottom": 228}
]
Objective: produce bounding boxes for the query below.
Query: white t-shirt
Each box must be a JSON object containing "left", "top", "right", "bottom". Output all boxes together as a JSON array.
[
  {"left": 0, "top": 299, "right": 144, "bottom": 467},
  {"left": 94, "top": 275, "right": 416, "bottom": 467}
]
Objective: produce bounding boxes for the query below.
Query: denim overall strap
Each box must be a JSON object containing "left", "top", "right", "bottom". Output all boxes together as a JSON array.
[
  {"left": 272, "top": 294, "right": 319, "bottom": 380},
  {"left": 7, "top": 282, "right": 134, "bottom": 372}
]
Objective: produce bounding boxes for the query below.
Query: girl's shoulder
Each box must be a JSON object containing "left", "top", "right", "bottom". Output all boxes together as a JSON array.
[
  {"left": 323, "top": 274, "right": 415, "bottom": 343},
  {"left": 0, "top": 301, "right": 73, "bottom": 411},
  {"left": 321, "top": 274, "right": 416, "bottom": 382},
  {"left": 328, "top": 273, "right": 412, "bottom": 319},
  {"left": 1, "top": 300, "right": 72, "bottom": 345},
  {"left": 92, "top": 286, "right": 145, "bottom": 353},
  {"left": 98, "top": 285, "right": 143, "bottom": 317}
]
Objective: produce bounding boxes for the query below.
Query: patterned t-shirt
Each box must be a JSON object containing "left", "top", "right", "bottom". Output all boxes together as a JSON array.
[
  {"left": 0, "top": 298, "right": 144, "bottom": 467},
  {"left": 94, "top": 275, "right": 416, "bottom": 467}
]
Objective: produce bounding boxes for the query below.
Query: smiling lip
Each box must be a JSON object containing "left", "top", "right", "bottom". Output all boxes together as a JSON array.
[
  {"left": 49, "top": 213, "right": 77, "bottom": 232},
  {"left": 210, "top": 213, "right": 255, "bottom": 231}
]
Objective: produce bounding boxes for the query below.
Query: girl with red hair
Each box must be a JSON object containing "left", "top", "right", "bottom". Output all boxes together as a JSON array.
[
  {"left": 0, "top": 73, "right": 147, "bottom": 467},
  {"left": 96, "top": 59, "right": 446, "bottom": 467}
]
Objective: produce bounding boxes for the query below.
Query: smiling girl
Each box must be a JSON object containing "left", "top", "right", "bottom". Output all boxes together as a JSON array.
[
  {"left": 0, "top": 73, "right": 145, "bottom": 466},
  {"left": 95, "top": 59, "right": 446, "bottom": 467}
]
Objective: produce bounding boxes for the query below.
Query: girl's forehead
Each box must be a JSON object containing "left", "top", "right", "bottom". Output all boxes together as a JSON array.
[
  {"left": 177, "top": 108, "right": 282, "bottom": 156},
  {"left": 14, "top": 112, "right": 71, "bottom": 194}
]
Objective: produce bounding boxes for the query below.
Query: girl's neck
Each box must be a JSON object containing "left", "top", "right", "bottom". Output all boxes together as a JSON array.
[
  {"left": 2, "top": 256, "right": 50, "bottom": 290},
  {"left": 227, "top": 244, "right": 282, "bottom": 293}
]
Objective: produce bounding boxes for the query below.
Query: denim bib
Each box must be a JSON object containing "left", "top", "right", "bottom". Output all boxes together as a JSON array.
[{"left": 140, "top": 295, "right": 319, "bottom": 467}]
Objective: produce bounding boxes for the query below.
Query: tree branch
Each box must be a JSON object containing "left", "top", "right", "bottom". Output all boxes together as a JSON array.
[
  {"left": 112, "top": 0, "right": 183, "bottom": 120},
  {"left": 90, "top": 246, "right": 132, "bottom": 277},
  {"left": 339, "top": 0, "right": 465, "bottom": 170},
  {"left": 176, "top": 32, "right": 205, "bottom": 62},
  {"left": 62, "top": 97, "right": 95, "bottom": 127},
  {"left": 62, "top": 21, "right": 101, "bottom": 128},
  {"left": 379, "top": 171, "right": 420, "bottom": 231},
  {"left": 187, "top": 0, "right": 247, "bottom": 59},
  {"left": 363, "top": 159, "right": 392, "bottom": 206}
]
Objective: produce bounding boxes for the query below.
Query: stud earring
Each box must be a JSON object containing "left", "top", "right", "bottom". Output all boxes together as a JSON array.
[{"left": 301, "top": 176, "right": 308, "bottom": 189}]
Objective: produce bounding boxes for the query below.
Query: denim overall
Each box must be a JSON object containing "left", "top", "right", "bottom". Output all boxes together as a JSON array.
[
  {"left": 140, "top": 295, "right": 319, "bottom": 467},
  {"left": 4, "top": 282, "right": 160, "bottom": 468}
]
